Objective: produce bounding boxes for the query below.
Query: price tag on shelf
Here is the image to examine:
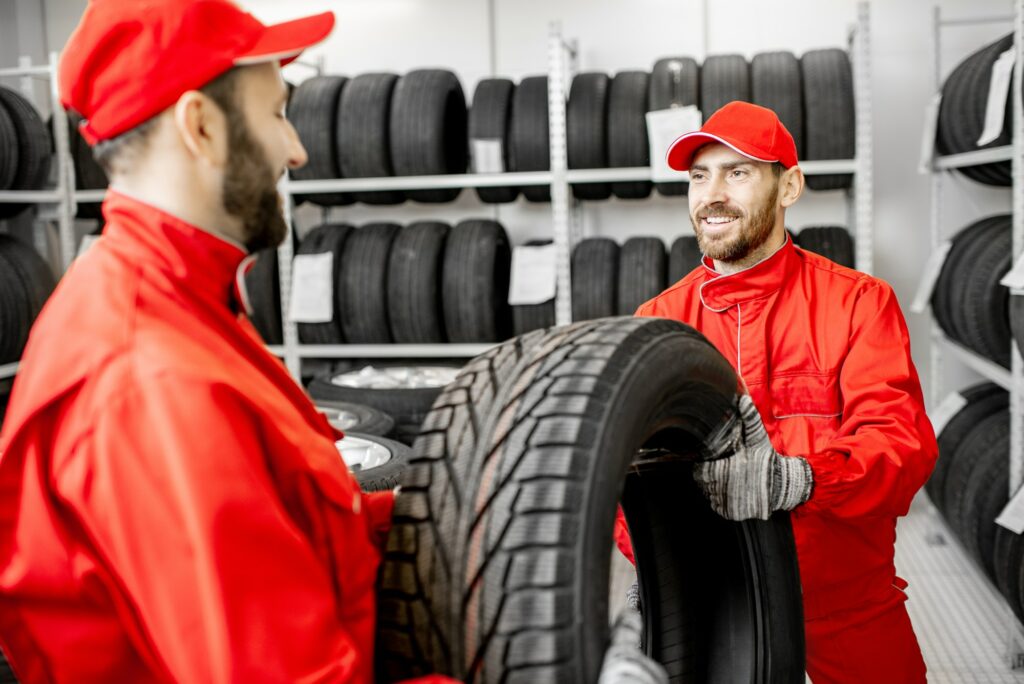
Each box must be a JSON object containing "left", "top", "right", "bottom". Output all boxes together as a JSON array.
[
  {"left": 288, "top": 252, "right": 334, "bottom": 323},
  {"left": 508, "top": 243, "right": 557, "bottom": 305},
  {"left": 1000, "top": 252, "right": 1024, "bottom": 290},
  {"left": 471, "top": 139, "right": 505, "bottom": 174},
  {"left": 76, "top": 234, "right": 100, "bottom": 259},
  {"left": 917, "top": 93, "right": 942, "bottom": 174},
  {"left": 646, "top": 106, "right": 701, "bottom": 183},
  {"left": 997, "top": 487, "right": 1024, "bottom": 535},
  {"left": 928, "top": 390, "right": 967, "bottom": 436},
  {"left": 909, "top": 239, "right": 953, "bottom": 314},
  {"left": 977, "top": 48, "right": 1015, "bottom": 147}
]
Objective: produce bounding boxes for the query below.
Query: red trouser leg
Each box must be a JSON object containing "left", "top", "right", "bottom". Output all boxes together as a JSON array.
[{"left": 805, "top": 599, "right": 926, "bottom": 684}]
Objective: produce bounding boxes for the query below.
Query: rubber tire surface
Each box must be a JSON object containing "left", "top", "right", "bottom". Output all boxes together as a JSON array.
[
  {"left": 700, "top": 54, "right": 750, "bottom": 122},
  {"left": 617, "top": 237, "right": 667, "bottom": 315},
  {"left": 1011, "top": 295, "right": 1024, "bottom": 359},
  {"left": 244, "top": 247, "right": 283, "bottom": 345},
  {"left": 441, "top": 219, "right": 513, "bottom": 343},
  {"left": 287, "top": 76, "right": 352, "bottom": 206},
  {"left": 509, "top": 76, "right": 551, "bottom": 202},
  {"left": 567, "top": 72, "right": 612, "bottom": 200},
  {"left": 376, "top": 318, "right": 804, "bottom": 683},
  {"left": 0, "top": 86, "right": 53, "bottom": 219},
  {"left": 751, "top": 51, "right": 804, "bottom": 157},
  {"left": 801, "top": 49, "right": 855, "bottom": 191},
  {"left": 795, "top": 226, "right": 854, "bottom": 269},
  {"left": 343, "top": 432, "right": 411, "bottom": 493},
  {"left": 339, "top": 223, "right": 400, "bottom": 343},
  {"left": 0, "top": 234, "right": 56, "bottom": 364},
  {"left": 316, "top": 400, "right": 396, "bottom": 437},
  {"left": 389, "top": 69, "right": 468, "bottom": 203},
  {"left": 469, "top": 78, "right": 519, "bottom": 203},
  {"left": 337, "top": 72, "right": 405, "bottom": 205},
  {"left": 995, "top": 523, "right": 1024, "bottom": 622},
  {"left": 608, "top": 71, "right": 652, "bottom": 199},
  {"left": 649, "top": 57, "right": 699, "bottom": 197},
  {"left": 959, "top": 421, "right": 1009, "bottom": 580},
  {"left": 67, "top": 112, "right": 107, "bottom": 220},
  {"left": 387, "top": 222, "right": 450, "bottom": 343},
  {"left": 669, "top": 235, "right": 702, "bottom": 283},
  {"left": 295, "top": 224, "right": 352, "bottom": 344},
  {"left": 571, "top": 237, "right": 619, "bottom": 321},
  {"left": 942, "top": 409, "right": 1008, "bottom": 547},
  {"left": 0, "top": 94, "right": 17, "bottom": 190}
]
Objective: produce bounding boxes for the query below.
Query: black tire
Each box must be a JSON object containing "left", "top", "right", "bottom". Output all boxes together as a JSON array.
[
  {"left": 700, "top": 54, "right": 750, "bottom": 121},
  {"left": 571, "top": 237, "right": 619, "bottom": 321},
  {"left": 244, "top": 247, "right": 283, "bottom": 345},
  {"left": 795, "top": 226, "right": 854, "bottom": 268},
  {"left": 0, "top": 96, "right": 17, "bottom": 190},
  {"left": 0, "top": 234, "right": 56, "bottom": 364},
  {"left": 924, "top": 382, "right": 1007, "bottom": 513},
  {"left": 377, "top": 318, "right": 804, "bottom": 683},
  {"left": 511, "top": 240, "right": 557, "bottom": 335},
  {"left": 337, "top": 72, "right": 405, "bottom": 205},
  {"left": 316, "top": 400, "right": 396, "bottom": 437},
  {"left": 668, "top": 235, "right": 702, "bottom": 283},
  {"left": 608, "top": 71, "right": 652, "bottom": 199},
  {"left": 509, "top": 76, "right": 550, "bottom": 202},
  {"left": 387, "top": 222, "right": 450, "bottom": 343},
  {"left": 567, "top": 72, "right": 612, "bottom": 200},
  {"left": 959, "top": 424, "right": 1009, "bottom": 580},
  {"left": 942, "top": 409, "right": 1008, "bottom": 544},
  {"left": 469, "top": 78, "right": 519, "bottom": 203},
  {"left": 618, "top": 237, "right": 667, "bottom": 315},
  {"left": 389, "top": 69, "right": 468, "bottom": 203},
  {"left": 751, "top": 51, "right": 804, "bottom": 157},
  {"left": 339, "top": 223, "right": 400, "bottom": 343},
  {"left": 995, "top": 523, "right": 1024, "bottom": 623},
  {"left": 66, "top": 112, "right": 108, "bottom": 220},
  {"left": 441, "top": 220, "right": 512, "bottom": 343},
  {"left": 339, "top": 432, "right": 410, "bottom": 492},
  {"left": 1011, "top": 295, "right": 1024, "bottom": 358},
  {"left": 295, "top": 224, "right": 353, "bottom": 344},
  {"left": 801, "top": 49, "right": 855, "bottom": 191},
  {"left": 287, "top": 76, "right": 352, "bottom": 206},
  {"left": 0, "top": 86, "right": 53, "bottom": 219},
  {"left": 649, "top": 57, "right": 699, "bottom": 197},
  {"left": 0, "top": 649, "right": 16, "bottom": 684}
]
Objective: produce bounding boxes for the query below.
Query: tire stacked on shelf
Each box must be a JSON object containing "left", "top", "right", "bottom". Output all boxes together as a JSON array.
[
  {"left": 66, "top": 112, "right": 108, "bottom": 220},
  {"left": 468, "top": 79, "right": 519, "bottom": 203},
  {"left": 288, "top": 76, "right": 353, "bottom": 207},
  {"left": 295, "top": 224, "right": 354, "bottom": 344},
  {"left": 751, "top": 51, "right": 804, "bottom": 158},
  {"left": 509, "top": 76, "right": 551, "bottom": 202},
  {"left": 800, "top": 49, "right": 855, "bottom": 190},
  {"left": 244, "top": 247, "right": 283, "bottom": 345},
  {"left": 618, "top": 236, "right": 667, "bottom": 314},
  {"left": 930, "top": 214, "right": 1013, "bottom": 368},
  {"left": 935, "top": 33, "right": 1013, "bottom": 186},
  {"left": 608, "top": 71, "right": 652, "bottom": 199},
  {"left": 387, "top": 221, "right": 449, "bottom": 344},
  {"left": 648, "top": 57, "right": 699, "bottom": 197},
  {"left": 571, "top": 237, "right": 619, "bottom": 321},
  {"left": 337, "top": 73, "right": 405, "bottom": 205},
  {"left": 567, "top": 72, "right": 612, "bottom": 201},
  {"left": 339, "top": 222, "right": 401, "bottom": 344},
  {"left": 700, "top": 54, "right": 751, "bottom": 123},
  {"left": 441, "top": 219, "right": 513, "bottom": 342},
  {"left": 0, "top": 234, "right": 56, "bottom": 364},
  {"left": 0, "top": 86, "right": 53, "bottom": 220},
  {"left": 669, "top": 235, "right": 702, "bottom": 283},
  {"left": 794, "top": 226, "right": 855, "bottom": 269}
]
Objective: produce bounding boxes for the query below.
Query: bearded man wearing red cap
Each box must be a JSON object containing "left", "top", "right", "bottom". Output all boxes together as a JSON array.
[
  {"left": 615, "top": 101, "right": 937, "bottom": 683},
  {"left": 0, "top": 1, "right": 464, "bottom": 682}
]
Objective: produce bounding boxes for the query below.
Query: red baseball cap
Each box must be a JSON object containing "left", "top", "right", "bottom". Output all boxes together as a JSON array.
[
  {"left": 665, "top": 101, "right": 798, "bottom": 171},
  {"left": 59, "top": 0, "right": 335, "bottom": 145}
]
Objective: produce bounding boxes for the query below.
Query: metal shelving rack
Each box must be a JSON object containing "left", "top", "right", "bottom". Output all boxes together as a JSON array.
[
  {"left": 272, "top": 2, "right": 873, "bottom": 379},
  {"left": 923, "top": 1, "right": 1024, "bottom": 665}
]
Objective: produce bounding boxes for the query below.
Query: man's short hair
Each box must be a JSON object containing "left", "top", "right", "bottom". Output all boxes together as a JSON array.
[{"left": 91, "top": 67, "right": 244, "bottom": 176}]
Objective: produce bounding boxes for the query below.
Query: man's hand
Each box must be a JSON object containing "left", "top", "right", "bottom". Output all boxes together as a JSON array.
[{"left": 693, "top": 394, "right": 813, "bottom": 520}]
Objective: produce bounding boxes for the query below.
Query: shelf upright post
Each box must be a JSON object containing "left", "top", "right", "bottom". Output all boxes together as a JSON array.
[
  {"left": 49, "top": 52, "right": 77, "bottom": 271},
  {"left": 1011, "top": 0, "right": 1024, "bottom": 503},
  {"left": 852, "top": 1, "right": 874, "bottom": 276},
  {"left": 929, "top": 5, "right": 944, "bottom": 409},
  {"left": 548, "top": 22, "right": 574, "bottom": 326},
  {"left": 276, "top": 174, "right": 301, "bottom": 380}
]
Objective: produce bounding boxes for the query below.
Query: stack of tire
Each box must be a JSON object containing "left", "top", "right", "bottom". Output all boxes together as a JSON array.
[
  {"left": 935, "top": 33, "right": 1015, "bottom": 185},
  {"left": 0, "top": 234, "right": 56, "bottom": 366},
  {"left": 571, "top": 236, "right": 668, "bottom": 318},
  {"left": 930, "top": 214, "right": 1012, "bottom": 368},
  {"left": 375, "top": 317, "right": 806, "bottom": 682},
  {"left": 287, "top": 70, "right": 468, "bottom": 206},
  {"left": 0, "top": 85, "right": 53, "bottom": 219},
  {"left": 67, "top": 112, "right": 108, "bottom": 220},
  {"left": 794, "top": 226, "right": 855, "bottom": 269}
]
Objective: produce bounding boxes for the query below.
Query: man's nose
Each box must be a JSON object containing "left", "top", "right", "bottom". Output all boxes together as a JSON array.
[{"left": 285, "top": 120, "right": 308, "bottom": 170}]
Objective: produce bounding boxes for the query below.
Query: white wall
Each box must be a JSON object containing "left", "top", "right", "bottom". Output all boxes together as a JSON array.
[{"left": 37, "top": 0, "right": 1020, "bottom": 403}]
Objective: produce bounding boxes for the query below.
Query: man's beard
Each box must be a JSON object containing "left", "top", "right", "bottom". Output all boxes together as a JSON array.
[
  {"left": 221, "top": 115, "right": 286, "bottom": 253},
  {"left": 691, "top": 181, "right": 779, "bottom": 262}
]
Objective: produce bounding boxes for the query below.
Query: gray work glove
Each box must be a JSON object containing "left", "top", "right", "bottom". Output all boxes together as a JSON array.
[
  {"left": 693, "top": 394, "right": 813, "bottom": 521},
  {"left": 598, "top": 606, "right": 668, "bottom": 684}
]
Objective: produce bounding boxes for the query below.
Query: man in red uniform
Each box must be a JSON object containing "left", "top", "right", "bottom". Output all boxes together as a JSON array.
[
  {"left": 0, "top": 2, "right": 451, "bottom": 682},
  {"left": 619, "top": 102, "right": 938, "bottom": 682}
]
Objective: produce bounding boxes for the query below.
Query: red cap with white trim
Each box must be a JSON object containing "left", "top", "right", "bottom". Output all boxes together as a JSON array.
[
  {"left": 59, "top": 0, "right": 334, "bottom": 145},
  {"left": 665, "top": 101, "right": 798, "bottom": 171}
]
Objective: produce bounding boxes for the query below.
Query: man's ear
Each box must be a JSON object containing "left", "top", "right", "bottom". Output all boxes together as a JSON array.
[
  {"left": 779, "top": 166, "right": 805, "bottom": 208},
  {"left": 172, "top": 91, "right": 229, "bottom": 168}
]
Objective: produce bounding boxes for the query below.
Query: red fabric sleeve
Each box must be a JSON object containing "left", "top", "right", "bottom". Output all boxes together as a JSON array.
[
  {"left": 800, "top": 283, "right": 938, "bottom": 518},
  {"left": 614, "top": 506, "right": 636, "bottom": 566},
  {"left": 362, "top": 490, "right": 395, "bottom": 549},
  {"left": 54, "top": 376, "right": 365, "bottom": 683}
]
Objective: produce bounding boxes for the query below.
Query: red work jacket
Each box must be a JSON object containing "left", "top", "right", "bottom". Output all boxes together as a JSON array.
[
  {"left": 619, "top": 237, "right": 937, "bottom": 621},
  {"left": 0, "top": 192, "right": 398, "bottom": 683}
]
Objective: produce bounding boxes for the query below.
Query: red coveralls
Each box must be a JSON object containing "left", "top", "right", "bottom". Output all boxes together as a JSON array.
[
  {"left": 615, "top": 237, "right": 937, "bottom": 683},
  {"left": 0, "top": 192, "right": 446, "bottom": 683}
]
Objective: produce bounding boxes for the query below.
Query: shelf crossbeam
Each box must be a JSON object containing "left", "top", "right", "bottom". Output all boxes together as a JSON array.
[{"left": 264, "top": 343, "right": 495, "bottom": 359}]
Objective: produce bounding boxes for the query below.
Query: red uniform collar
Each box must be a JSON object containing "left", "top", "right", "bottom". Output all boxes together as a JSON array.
[
  {"left": 101, "top": 190, "right": 251, "bottom": 312},
  {"left": 698, "top": 235, "right": 800, "bottom": 311}
]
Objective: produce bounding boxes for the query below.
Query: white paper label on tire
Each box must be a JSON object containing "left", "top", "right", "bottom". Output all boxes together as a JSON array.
[
  {"left": 917, "top": 93, "right": 942, "bottom": 174},
  {"left": 909, "top": 239, "right": 953, "bottom": 314},
  {"left": 646, "top": 106, "right": 701, "bottom": 183},
  {"left": 997, "top": 487, "right": 1024, "bottom": 534},
  {"left": 471, "top": 139, "right": 504, "bottom": 174},
  {"left": 508, "top": 243, "right": 557, "bottom": 305},
  {"left": 928, "top": 391, "right": 967, "bottom": 436},
  {"left": 76, "top": 234, "right": 100, "bottom": 259},
  {"left": 1000, "top": 252, "right": 1024, "bottom": 290},
  {"left": 289, "top": 252, "right": 334, "bottom": 323},
  {"left": 977, "top": 48, "right": 1015, "bottom": 147}
]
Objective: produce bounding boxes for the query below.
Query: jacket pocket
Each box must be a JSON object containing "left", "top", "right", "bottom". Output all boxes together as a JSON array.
[{"left": 769, "top": 373, "right": 842, "bottom": 420}]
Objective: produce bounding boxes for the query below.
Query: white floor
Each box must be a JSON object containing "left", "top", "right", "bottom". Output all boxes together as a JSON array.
[{"left": 897, "top": 494, "right": 1024, "bottom": 683}]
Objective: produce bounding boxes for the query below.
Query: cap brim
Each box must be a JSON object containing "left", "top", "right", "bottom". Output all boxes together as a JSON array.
[
  {"left": 666, "top": 131, "right": 778, "bottom": 171},
  {"left": 234, "top": 11, "right": 335, "bottom": 66}
]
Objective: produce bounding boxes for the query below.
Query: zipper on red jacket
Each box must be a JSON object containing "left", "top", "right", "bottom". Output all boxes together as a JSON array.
[{"left": 735, "top": 303, "right": 743, "bottom": 382}]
